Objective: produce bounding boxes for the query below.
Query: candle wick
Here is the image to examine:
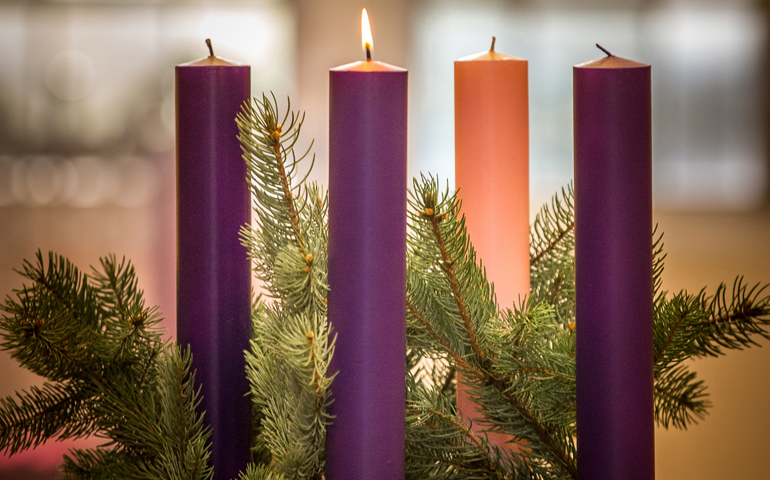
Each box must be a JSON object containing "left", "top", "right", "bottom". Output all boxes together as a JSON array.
[
  {"left": 206, "top": 38, "right": 215, "bottom": 57},
  {"left": 595, "top": 44, "right": 613, "bottom": 57},
  {"left": 365, "top": 43, "right": 372, "bottom": 62},
  {"left": 490, "top": 36, "right": 496, "bottom": 52}
]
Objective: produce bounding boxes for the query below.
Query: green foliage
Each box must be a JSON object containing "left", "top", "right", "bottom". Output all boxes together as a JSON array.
[
  {"left": 652, "top": 278, "right": 770, "bottom": 429},
  {"left": 238, "top": 94, "right": 333, "bottom": 480},
  {"left": 402, "top": 175, "right": 770, "bottom": 479},
  {"left": 2, "top": 93, "right": 770, "bottom": 480},
  {"left": 405, "top": 177, "right": 577, "bottom": 480},
  {"left": 529, "top": 185, "right": 575, "bottom": 328},
  {"left": 238, "top": 463, "right": 288, "bottom": 480},
  {"left": 0, "top": 252, "right": 212, "bottom": 480},
  {"left": 237, "top": 93, "right": 327, "bottom": 316}
]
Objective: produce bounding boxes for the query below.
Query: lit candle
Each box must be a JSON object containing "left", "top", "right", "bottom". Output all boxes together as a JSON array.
[
  {"left": 574, "top": 44, "right": 654, "bottom": 480},
  {"left": 326, "top": 9, "right": 408, "bottom": 479},
  {"left": 175, "top": 39, "right": 251, "bottom": 480},
  {"left": 454, "top": 37, "right": 529, "bottom": 448}
]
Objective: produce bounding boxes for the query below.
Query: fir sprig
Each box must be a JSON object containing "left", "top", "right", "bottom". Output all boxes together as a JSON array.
[
  {"left": 0, "top": 252, "right": 211, "bottom": 480},
  {"left": 0, "top": 382, "right": 93, "bottom": 455},
  {"left": 239, "top": 94, "right": 334, "bottom": 480},
  {"left": 238, "top": 463, "right": 288, "bottom": 480},
  {"left": 237, "top": 93, "right": 327, "bottom": 316},
  {"left": 405, "top": 176, "right": 577, "bottom": 480},
  {"left": 652, "top": 277, "right": 770, "bottom": 428},
  {"left": 529, "top": 185, "right": 575, "bottom": 330}
]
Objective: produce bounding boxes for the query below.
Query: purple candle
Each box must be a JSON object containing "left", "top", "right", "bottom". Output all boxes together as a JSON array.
[
  {"left": 176, "top": 40, "right": 251, "bottom": 480},
  {"left": 574, "top": 45, "right": 654, "bottom": 480},
  {"left": 326, "top": 10, "right": 407, "bottom": 479}
]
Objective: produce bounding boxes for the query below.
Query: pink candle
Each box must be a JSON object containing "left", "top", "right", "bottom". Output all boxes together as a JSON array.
[
  {"left": 326, "top": 10, "right": 408, "bottom": 479},
  {"left": 454, "top": 37, "right": 529, "bottom": 448}
]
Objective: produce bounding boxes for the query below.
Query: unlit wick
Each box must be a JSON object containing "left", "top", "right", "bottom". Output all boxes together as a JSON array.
[
  {"left": 490, "top": 36, "right": 496, "bottom": 52},
  {"left": 206, "top": 38, "right": 215, "bottom": 57},
  {"left": 596, "top": 44, "right": 613, "bottom": 57}
]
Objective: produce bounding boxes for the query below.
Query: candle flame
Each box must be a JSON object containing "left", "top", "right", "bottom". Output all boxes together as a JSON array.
[{"left": 362, "top": 9, "right": 373, "bottom": 58}]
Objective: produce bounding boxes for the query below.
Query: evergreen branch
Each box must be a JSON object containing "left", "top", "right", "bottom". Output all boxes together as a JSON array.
[
  {"left": 155, "top": 345, "right": 213, "bottom": 480},
  {"left": 28, "top": 251, "right": 85, "bottom": 324},
  {"left": 35, "top": 274, "right": 78, "bottom": 321},
  {"left": 529, "top": 184, "right": 574, "bottom": 268},
  {"left": 238, "top": 94, "right": 327, "bottom": 317},
  {"left": 90, "top": 255, "right": 163, "bottom": 370},
  {"left": 411, "top": 303, "right": 576, "bottom": 477},
  {"left": 708, "top": 281, "right": 768, "bottom": 327},
  {"left": 53, "top": 335, "right": 160, "bottom": 439},
  {"left": 175, "top": 358, "right": 190, "bottom": 468},
  {"left": 239, "top": 463, "right": 289, "bottom": 480},
  {"left": 483, "top": 377, "right": 577, "bottom": 479},
  {"left": 406, "top": 396, "right": 502, "bottom": 479},
  {"left": 547, "top": 275, "right": 563, "bottom": 306},
  {"left": 409, "top": 290, "right": 575, "bottom": 464},
  {"left": 652, "top": 226, "right": 666, "bottom": 301},
  {"left": 406, "top": 388, "right": 547, "bottom": 480},
  {"left": 62, "top": 448, "right": 142, "bottom": 480},
  {"left": 530, "top": 222, "right": 574, "bottom": 268},
  {"left": 441, "top": 368, "right": 456, "bottom": 395},
  {"left": 654, "top": 311, "right": 688, "bottom": 365},
  {"left": 240, "top": 92, "right": 331, "bottom": 478},
  {"left": 407, "top": 298, "right": 482, "bottom": 378},
  {"left": 408, "top": 177, "right": 576, "bottom": 478},
  {"left": 307, "top": 332, "right": 324, "bottom": 395},
  {"left": 701, "top": 279, "right": 770, "bottom": 352},
  {"left": 268, "top": 108, "right": 305, "bottom": 252},
  {"left": 709, "top": 309, "right": 758, "bottom": 325},
  {"left": 529, "top": 186, "right": 575, "bottom": 327},
  {"left": 654, "top": 365, "right": 710, "bottom": 430},
  {"left": 425, "top": 407, "right": 505, "bottom": 479},
  {"left": 246, "top": 307, "right": 332, "bottom": 479},
  {"left": 237, "top": 93, "right": 314, "bottom": 255},
  {"left": 1, "top": 252, "right": 211, "bottom": 478},
  {"left": 423, "top": 204, "right": 487, "bottom": 363},
  {"left": 138, "top": 345, "right": 162, "bottom": 392},
  {"left": 654, "top": 279, "right": 770, "bottom": 371},
  {"left": 407, "top": 350, "right": 454, "bottom": 400},
  {"left": 96, "top": 255, "right": 132, "bottom": 323},
  {"left": 7, "top": 309, "right": 160, "bottom": 441},
  {"left": 518, "top": 366, "right": 574, "bottom": 382},
  {"left": 0, "top": 382, "right": 94, "bottom": 455}
]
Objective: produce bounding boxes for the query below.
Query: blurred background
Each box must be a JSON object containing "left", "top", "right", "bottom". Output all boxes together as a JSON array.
[{"left": 1, "top": 0, "right": 768, "bottom": 478}]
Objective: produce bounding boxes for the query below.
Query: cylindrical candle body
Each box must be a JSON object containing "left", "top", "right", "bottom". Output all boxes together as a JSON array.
[
  {"left": 176, "top": 57, "right": 251, "bottom": 480},
  {"left": 454, "top": 50, "right": 529, "bottom": 446},
  {"left": 574, "top": 55, "right": 654, "bottom": 480},
  {"left": 455, "top": 50, "right": 529, "bottom": 308},
  {"left": 327, "top": 60, "right": 408, "bottom": 479}
]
